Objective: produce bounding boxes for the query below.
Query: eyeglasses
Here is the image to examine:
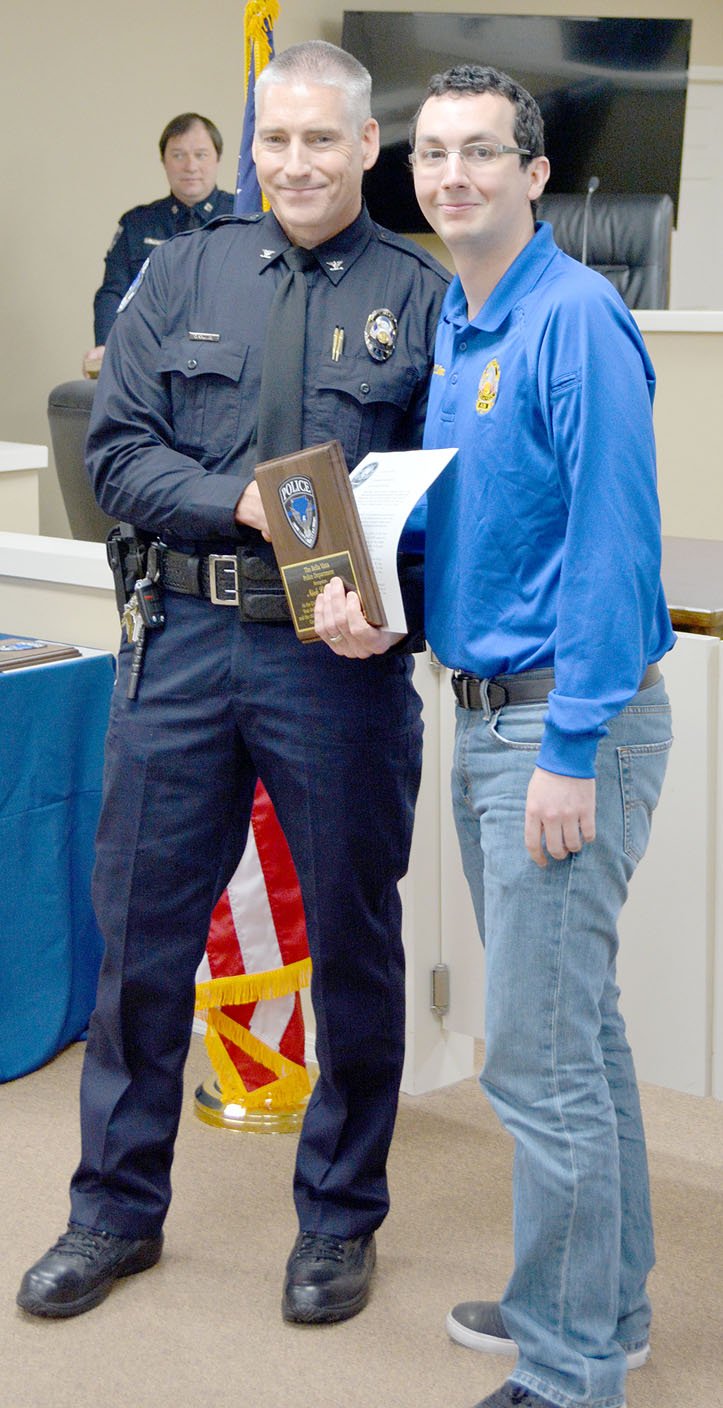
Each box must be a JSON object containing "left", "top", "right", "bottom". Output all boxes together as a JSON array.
[{"left": 410, "top": 142, "right": 531, "bottom": 171}]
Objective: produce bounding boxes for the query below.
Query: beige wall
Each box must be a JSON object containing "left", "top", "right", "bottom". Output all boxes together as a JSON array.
[
  {"left": 2, "top": 2, "right": 720, "bottom": 536},
  {"left": 643, "top": 328, "right": 723, "bottom": 540}
]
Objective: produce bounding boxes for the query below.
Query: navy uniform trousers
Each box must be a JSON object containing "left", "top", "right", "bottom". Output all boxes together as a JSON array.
[{"left": 69, "top": 590, "right": 423, "bottom": 1240}]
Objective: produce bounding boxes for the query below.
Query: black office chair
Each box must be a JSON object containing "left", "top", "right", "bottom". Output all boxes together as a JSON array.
[
  {"left": 47, "top": 380, "right": 115, "bottom": 542},
  {"left": 536, "top": 192, "right": 674, "bottom": 309}
]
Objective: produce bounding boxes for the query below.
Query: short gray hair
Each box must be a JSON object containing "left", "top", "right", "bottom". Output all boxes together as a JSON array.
[{"left": 255, "top": 40, "right": 372, "bottom": 131}]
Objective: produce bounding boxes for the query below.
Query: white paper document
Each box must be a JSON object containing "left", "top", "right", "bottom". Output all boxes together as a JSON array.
[{"left": 350, "top": 447, "right": 457, "bottom": 633}]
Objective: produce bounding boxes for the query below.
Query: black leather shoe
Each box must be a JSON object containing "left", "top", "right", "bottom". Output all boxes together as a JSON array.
[
  {"left": 282, "top": 1231, "right": 376, "bottom": 1323},
  {"left": 16, "top": 1224, "right": 164, "bottom": 1318}
]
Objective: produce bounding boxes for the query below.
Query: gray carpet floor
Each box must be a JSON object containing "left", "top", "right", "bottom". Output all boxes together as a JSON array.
[{"left": 2, "top": 1036, "right": 721, "bottom": 1408}]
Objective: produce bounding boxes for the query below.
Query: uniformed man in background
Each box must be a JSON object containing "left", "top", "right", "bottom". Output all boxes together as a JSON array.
[
  {"left": 19, "top": 41, "right": 449, "bottom": 1326},
  {"left": 83, "top": 111, "right": 233, "bottom": 376}
]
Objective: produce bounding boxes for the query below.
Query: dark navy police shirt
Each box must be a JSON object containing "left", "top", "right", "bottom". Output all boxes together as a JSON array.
[
  {"left": 92, "top": 187, "right": 234, "bottom": 343},
  {"left": 86, "top": 206, "right": 450, "bottom": 556}
]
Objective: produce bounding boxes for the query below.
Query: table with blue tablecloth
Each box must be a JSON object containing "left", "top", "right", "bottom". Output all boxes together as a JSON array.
[{"left": 0, "top": 643, "right": 115, "bottom": 1081}]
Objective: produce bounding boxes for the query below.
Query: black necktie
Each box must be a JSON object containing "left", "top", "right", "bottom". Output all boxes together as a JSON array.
[
  {"left": 256, "top": 247, "right": 316, "bottom": 462},
  {"left": 178, "top": 206, "right": 203, "bottom": 231}
]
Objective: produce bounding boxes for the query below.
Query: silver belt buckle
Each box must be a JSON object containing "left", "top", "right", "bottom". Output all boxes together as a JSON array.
[
  {"left": 452, "top": 671, "right": 471, "bottom": 708},
  {"left": 209, "top": 554, "right": 239, "bottom": 605},
  {"left": 454, "top": 672, "right": 492, "bottom": 716}
]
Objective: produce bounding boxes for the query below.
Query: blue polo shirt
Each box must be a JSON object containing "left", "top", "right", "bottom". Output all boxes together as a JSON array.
[{"left": 423, "top": 222, "right": 675, "bottom": 777}]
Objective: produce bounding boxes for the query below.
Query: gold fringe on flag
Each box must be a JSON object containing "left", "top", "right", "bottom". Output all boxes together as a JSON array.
[
  {"left": 241, "top": 0, "right": 280, "bottom": 214},
  {"left": 194, "top": 956, "right": 312, "bottom": 1113},
  {"left": 204, "top": 1007, "right": 311, "bottom": 1109},
  {"left": 195, "top": 956, "right": 311, "bottom": 1012},
  {"left": 244, "top": 0, "right": 280, "bottom": 98}
]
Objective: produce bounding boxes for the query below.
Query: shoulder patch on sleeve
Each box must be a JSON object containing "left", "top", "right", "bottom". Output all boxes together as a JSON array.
[
  {"left": 117, "top": 258, "right": 149, "bottom": 314},
  {"left": 107, "top": 224, "right": 124, "bottom": 255}
]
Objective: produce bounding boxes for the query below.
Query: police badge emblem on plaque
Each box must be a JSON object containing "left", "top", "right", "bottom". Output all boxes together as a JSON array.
[
  {"left": 278, "top": 476, "right": 319, "bottom": 549},
  {"left": 364, "top": 308, "right": 398, "bottom": 361}
]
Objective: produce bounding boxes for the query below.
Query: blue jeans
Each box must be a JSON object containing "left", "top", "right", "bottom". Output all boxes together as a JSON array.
[{"left": 452, "top": 675, "right": 672, "bottom": 1408}]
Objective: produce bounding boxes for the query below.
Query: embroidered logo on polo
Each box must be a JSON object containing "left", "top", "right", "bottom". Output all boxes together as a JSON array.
[
  {"left": 364, "top": 308, "right": 398, "bottom": 361},
  {"left": 279, "top": 476, "right": 319, "bottom": 549},
  {"left": 476, "top": 359, "right": 501, "bottom": 414}
]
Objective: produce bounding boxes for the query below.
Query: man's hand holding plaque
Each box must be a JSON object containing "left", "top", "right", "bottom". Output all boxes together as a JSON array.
[
  {"left": 255, "top": 440, "right": 385, "bottom": 642},
  {"left": 255, "top": 440, "right": 457, "bottom": 646},
  {"left": 313, "top": 574, "right": 401, "bottom": 657}
]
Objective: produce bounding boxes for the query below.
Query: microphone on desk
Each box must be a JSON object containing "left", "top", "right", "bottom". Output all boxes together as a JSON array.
[{"left": 581, "top": 175, "right": 600, "bottom": 267}]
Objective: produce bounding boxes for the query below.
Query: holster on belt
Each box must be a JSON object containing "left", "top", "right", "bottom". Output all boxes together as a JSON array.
[{"left": 106, "top": 522, "right": 149, "bottom": 617}]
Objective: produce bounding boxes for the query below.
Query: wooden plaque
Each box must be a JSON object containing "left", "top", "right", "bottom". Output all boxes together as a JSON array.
[
  {"left": 254, "top": 440, "right": 386, "bottom": 642},
  {"left": 0, "top": 637, "right": 81, "bottom": 671}
]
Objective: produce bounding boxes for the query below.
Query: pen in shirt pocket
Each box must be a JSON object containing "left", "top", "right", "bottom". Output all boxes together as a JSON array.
[{"left": 331, "top": 326, "right": 345, "bottom": 360}]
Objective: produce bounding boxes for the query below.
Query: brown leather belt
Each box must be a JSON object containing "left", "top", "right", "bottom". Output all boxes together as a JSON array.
[{"left": 452, "top": 662, "right": 661, "bottom": 712}]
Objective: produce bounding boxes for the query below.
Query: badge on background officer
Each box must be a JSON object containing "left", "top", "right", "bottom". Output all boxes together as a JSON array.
[{"left": 82, "top": 112, "right": 234, "bottom": 378}]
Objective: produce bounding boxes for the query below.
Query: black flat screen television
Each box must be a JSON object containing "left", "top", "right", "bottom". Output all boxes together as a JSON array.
[{"left": 341, "top": 11, "right": 691, "bottom": 231}]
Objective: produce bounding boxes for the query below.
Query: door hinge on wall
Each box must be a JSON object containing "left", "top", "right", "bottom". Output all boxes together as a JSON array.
[{"left": 431, "top": 962, "right": 450, "bottom": 1016}]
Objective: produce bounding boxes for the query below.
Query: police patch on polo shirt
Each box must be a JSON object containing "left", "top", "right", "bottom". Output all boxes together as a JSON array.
[
  {"left": 476, "top": 359, "right": 500, "bottom": 414},
  {"left": 117, "top": 258, "right": 149, "bottom": 314}
]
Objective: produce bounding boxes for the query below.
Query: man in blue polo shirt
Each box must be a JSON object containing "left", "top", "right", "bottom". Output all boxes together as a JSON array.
[{"left": 315, "top": 62, "right": 675, "bottom": 1408}]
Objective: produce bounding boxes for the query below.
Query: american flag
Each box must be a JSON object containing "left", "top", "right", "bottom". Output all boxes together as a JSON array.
[
  {"left": 196, "top": 781, "right": 311, "bottom": 1109},
  {"left": 234, "top": 0, "right": 280, "bottom": 214}
]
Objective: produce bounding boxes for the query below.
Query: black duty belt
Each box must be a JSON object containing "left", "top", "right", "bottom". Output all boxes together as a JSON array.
[
  {"left": 156, "top": 544, "right": 291, "bottom": 623},
  {"left": 452, "top": 662, "right": 660, "bottom": 712}
]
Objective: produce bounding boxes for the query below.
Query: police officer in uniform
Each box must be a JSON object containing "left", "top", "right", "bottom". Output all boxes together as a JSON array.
[
  {"left": 85, "top": 112, "right": 233, "bottom": 374},
  {"left": 18, "top": 42, "right": 449, "bottom": 1323}
]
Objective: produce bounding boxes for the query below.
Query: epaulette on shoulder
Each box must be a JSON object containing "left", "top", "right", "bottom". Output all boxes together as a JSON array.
[
  {"left": 168, "top": 212, "right": 264, "bottom": 247},
  {"left": 375, "top": 224, "right": 451, "bottom": 281},
  {"left": 202, "top": 211, "right": 264, "bottom": 231}
]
